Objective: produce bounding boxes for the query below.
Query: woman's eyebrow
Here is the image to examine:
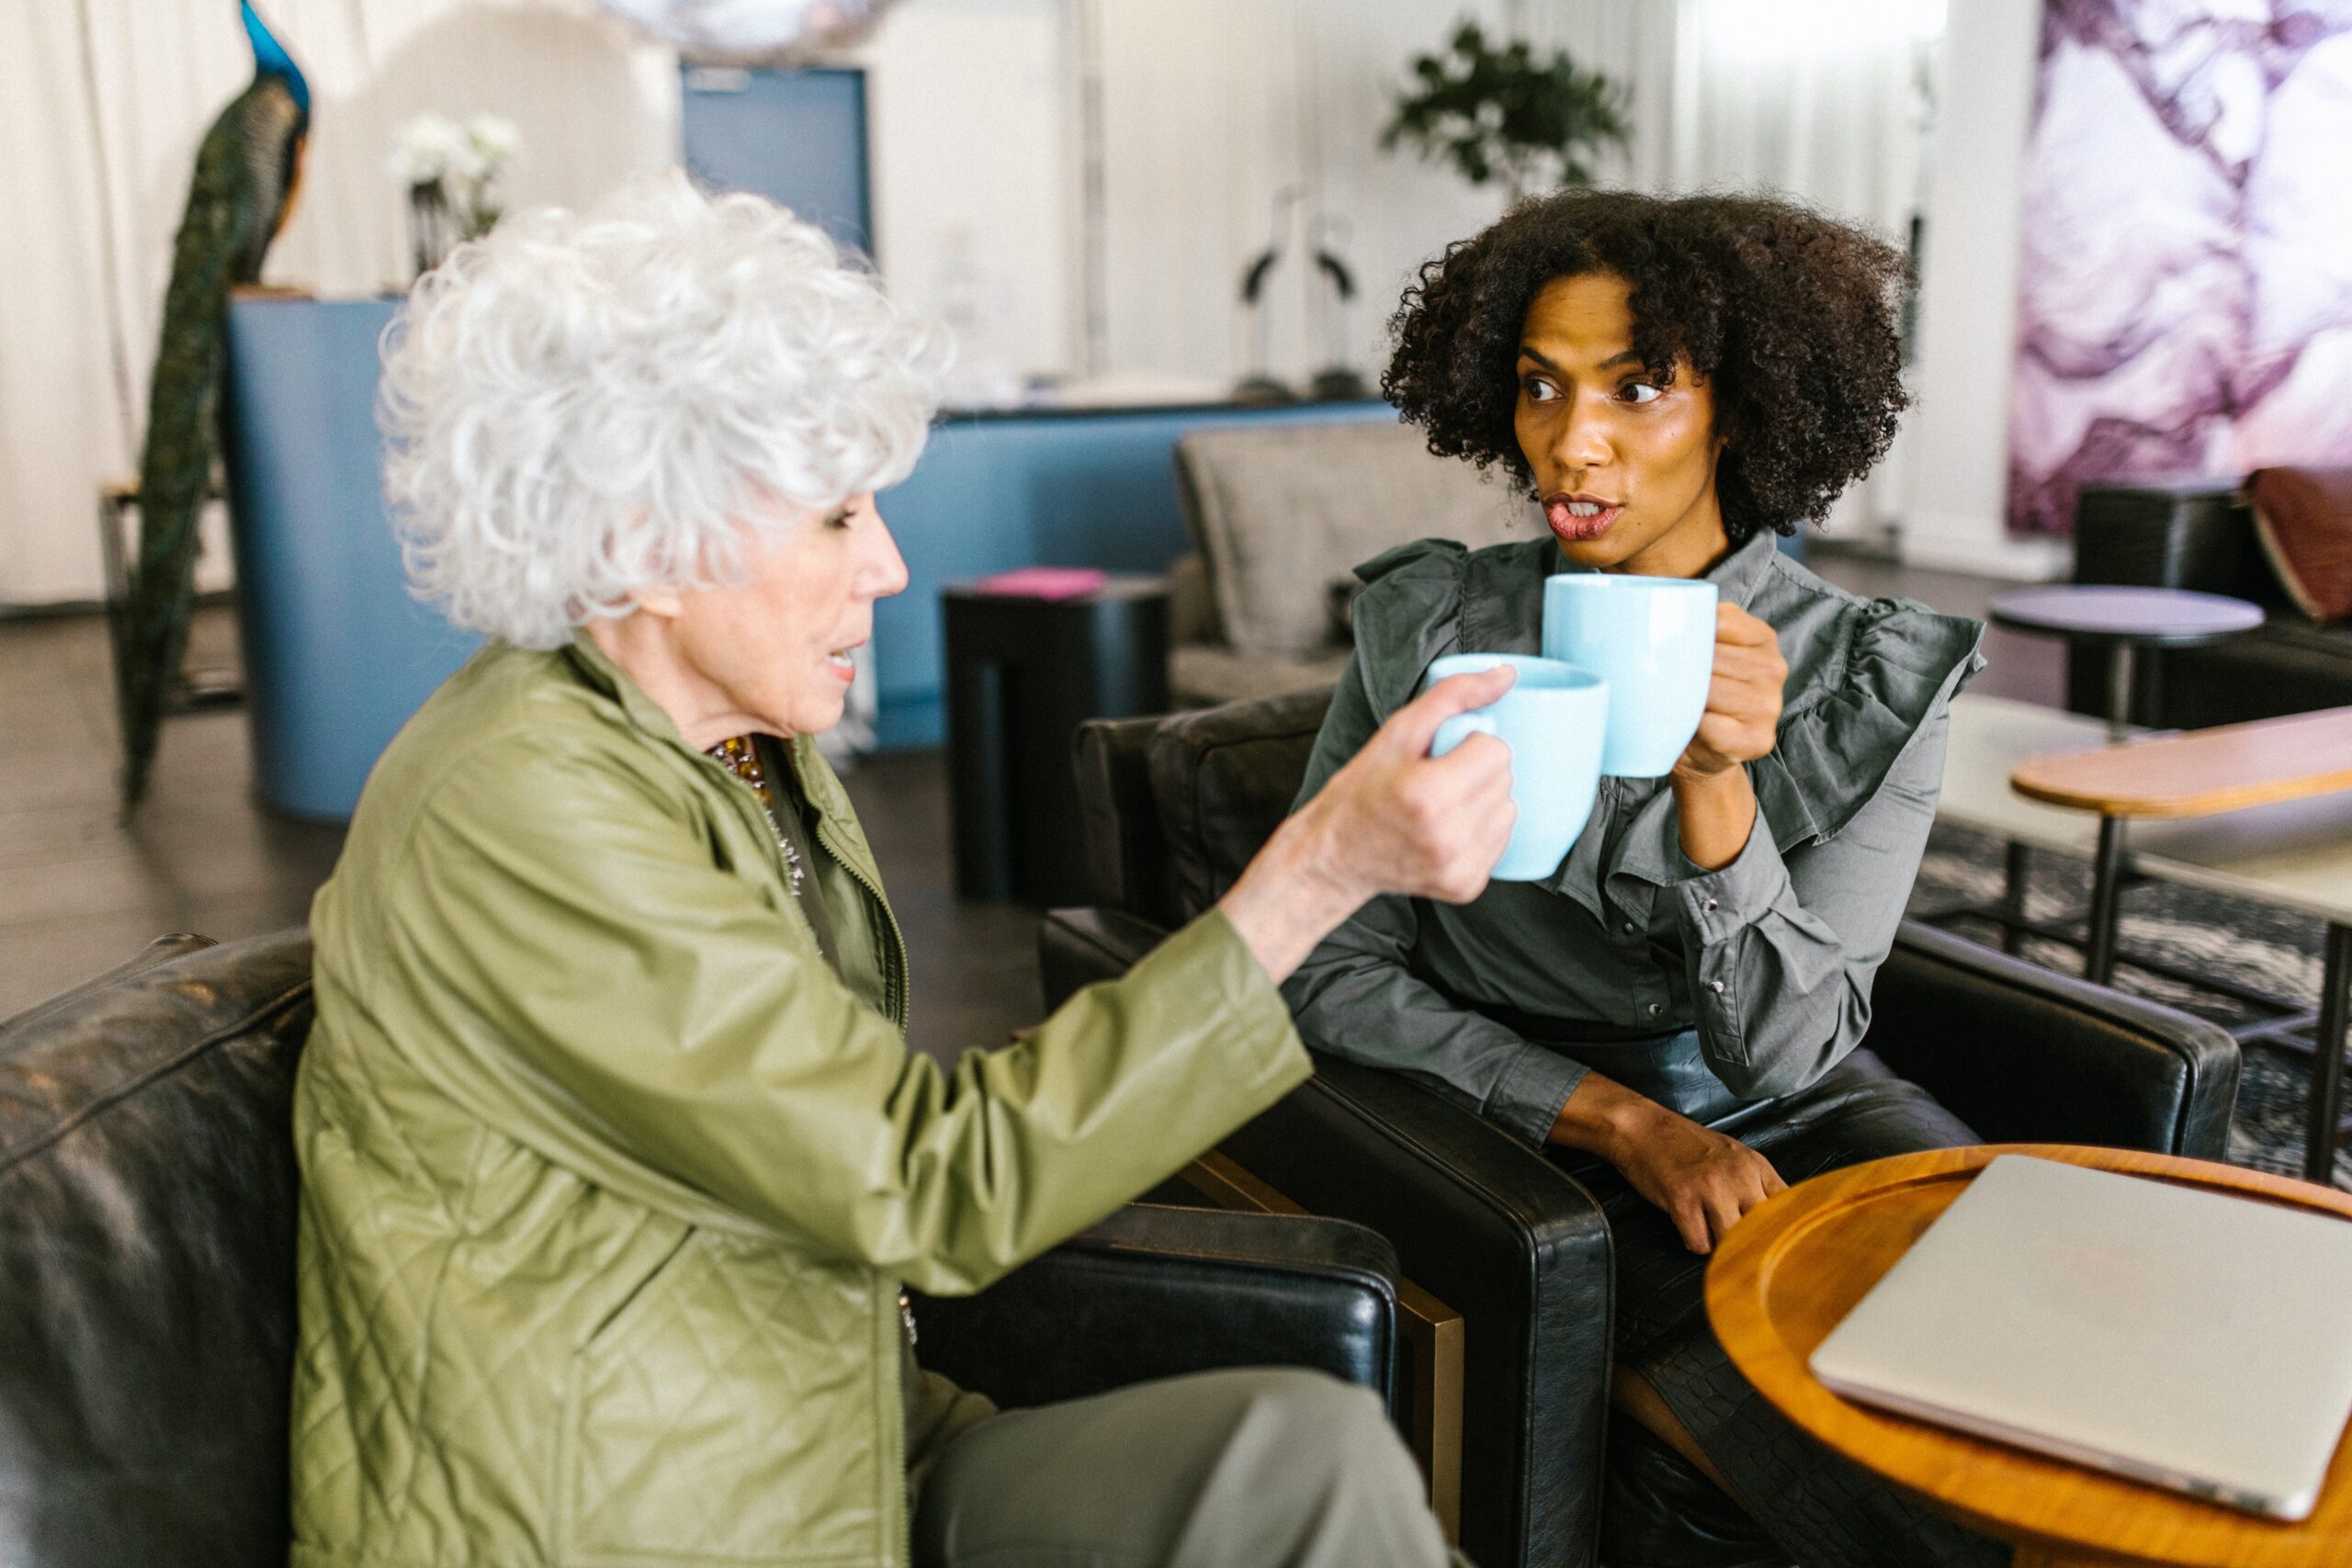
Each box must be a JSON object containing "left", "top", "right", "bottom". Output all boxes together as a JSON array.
[{"left": 1516, "top": 345, "right": 1646, "bottom": 371}]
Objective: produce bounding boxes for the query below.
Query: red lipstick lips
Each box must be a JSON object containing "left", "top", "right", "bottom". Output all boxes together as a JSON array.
[{"left": 1544, "top": 492, "right": 1623, "bottom": 543}]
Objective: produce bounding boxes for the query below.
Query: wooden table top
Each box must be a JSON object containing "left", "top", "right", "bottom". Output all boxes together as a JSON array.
[
  {"left": 1706, "top": 1145, "right": 2352, "bottom": 1568},
  {"left": 1939, "top": 696, "right": 2352, "bottom": 927},
  {"left": 2010, "top": 706, "right": 2352, "bottom": 818}
]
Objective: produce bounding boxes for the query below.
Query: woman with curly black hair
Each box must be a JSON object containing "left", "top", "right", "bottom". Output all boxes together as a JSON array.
[{"left": 1284, "top": 190, "right": 2002, "bottom": 1567}]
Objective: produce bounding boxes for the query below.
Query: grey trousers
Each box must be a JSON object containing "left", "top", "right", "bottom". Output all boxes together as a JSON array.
[{"left": 910, "top": 1367, "right": 1463, "bottom": 1568}]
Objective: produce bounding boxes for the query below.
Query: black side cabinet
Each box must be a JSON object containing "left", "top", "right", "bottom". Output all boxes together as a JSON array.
[{"left": 943, "top": 577, "right": 1170, "bottom": 904}]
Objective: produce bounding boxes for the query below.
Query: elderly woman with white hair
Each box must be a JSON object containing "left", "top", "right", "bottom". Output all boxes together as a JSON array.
[{"left": 288, "top": 175, "right": 1510, "bottom": 1568}]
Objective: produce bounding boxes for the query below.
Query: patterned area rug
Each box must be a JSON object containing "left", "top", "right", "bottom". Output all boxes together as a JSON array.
[{"left": 1907, "top": 823, "right": 2347, "bottom": 1190}]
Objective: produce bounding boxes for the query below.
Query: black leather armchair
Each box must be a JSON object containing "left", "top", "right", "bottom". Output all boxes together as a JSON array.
[
  {"left": 1042, "top": 686, "right": 2244, "bottom": 1568},
  {"left": 0, "top": 931, "right": 1411, "bottom": 1568},
  {"left": 2067, "top": 480, "right": 2352, "bottom": 728}
]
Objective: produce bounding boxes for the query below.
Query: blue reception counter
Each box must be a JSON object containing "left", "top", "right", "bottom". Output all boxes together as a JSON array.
[
  {"left": 222, "top": 293, "right": 1392, "bottom": 816},
  {"left": 870, "top": 398, "right": 1394, "bottom": 747},
  {"left": 223, "top": 294, "right": 481, "bottom": 820}
]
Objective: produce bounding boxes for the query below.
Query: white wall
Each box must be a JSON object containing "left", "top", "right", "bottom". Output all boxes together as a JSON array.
[
  {"left": 850, "top": 0, "right": 1070, "bottom": 396},
  {"left": 1899, "top": 0, "right": 2069, "bottom": 580}
]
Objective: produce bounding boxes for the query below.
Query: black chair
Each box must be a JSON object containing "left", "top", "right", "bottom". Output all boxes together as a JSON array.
[
  {"left": 0, "top": 931, "right": 1410, "bottom": 1568},
  {"left": 1041, "top": 686, "right": 2244, "bottom": 1568},
  {"left": 2067, "top": 479, "right": 2352, "bottom": 728}
]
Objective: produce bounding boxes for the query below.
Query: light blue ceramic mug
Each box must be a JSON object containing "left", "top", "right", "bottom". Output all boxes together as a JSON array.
[
  {"left": 1542, "top": 574, "right": 1718, "bottom": 777},
  {"left": 1426, "top": 653, "right": 1609, "bottom": 882}
]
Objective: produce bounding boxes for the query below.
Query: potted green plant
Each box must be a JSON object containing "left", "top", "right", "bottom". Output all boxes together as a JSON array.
[{"left": 1381, "top": 21, "right": 1631, "bottom": 203}]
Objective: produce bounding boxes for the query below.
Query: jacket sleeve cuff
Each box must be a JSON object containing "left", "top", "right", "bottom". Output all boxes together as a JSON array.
[
  {"left": 1159, "top": 908, "right": 1316, "bottom": 1093},
  {"left": 1487, "top": 1041, "right": 1589, "bottom": 1149}
]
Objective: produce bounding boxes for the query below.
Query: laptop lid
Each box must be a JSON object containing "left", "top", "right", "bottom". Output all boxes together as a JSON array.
[{"left": 1808, "top": 1154, "right": 2352, "bottom": 1518}]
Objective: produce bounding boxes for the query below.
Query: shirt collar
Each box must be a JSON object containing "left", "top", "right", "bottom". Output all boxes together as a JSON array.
[
  {"left": 1704, "top": 530, "right": 1781, "bottom": 611},
  {"left": 563, "top": 628, "right": 699, "bottom": 752}
]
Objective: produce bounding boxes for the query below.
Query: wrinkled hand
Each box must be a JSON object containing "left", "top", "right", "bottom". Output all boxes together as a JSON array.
[
  {"left": 1218, "top": 667, "right": 1518, "bottom": 985},
  {"left": 1299, "top": 667, "right": 1520, "bottom": 906},
  {"left": 1610, "top": 1103, "right": 1787, "bottom": 1255},
  {"left": 1673, "top": 604, "right": 1787, "bottom": 782}
]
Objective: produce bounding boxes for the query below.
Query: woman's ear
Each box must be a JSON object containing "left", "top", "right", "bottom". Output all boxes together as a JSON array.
[{"left": 633, "top": 582, "right": 687, "bottom": 620}]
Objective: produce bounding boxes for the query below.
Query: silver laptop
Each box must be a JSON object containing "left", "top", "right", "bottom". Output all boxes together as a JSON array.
[{"left": 1808, "top": 1153, "right": 2352, "bottom": 1518}]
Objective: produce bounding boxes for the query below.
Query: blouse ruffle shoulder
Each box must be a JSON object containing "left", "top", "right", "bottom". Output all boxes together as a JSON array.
[
  {"left": 1347, "top": 535, "right": 1985, "bottom": 851},
  {"left": 1748, "top": 573, "right": 1986, "bottom": 848}
]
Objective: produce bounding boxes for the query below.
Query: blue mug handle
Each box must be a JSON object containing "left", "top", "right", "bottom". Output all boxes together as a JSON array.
[{"left": 1431, "top": 710, "right": 1499, "bottom": 759}]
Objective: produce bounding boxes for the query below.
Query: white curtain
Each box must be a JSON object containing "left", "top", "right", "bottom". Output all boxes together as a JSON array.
[
  {"left": 1667, "top": 0, "right": 1945, "bottom": 543},
  {"left": 0, "top": 0, "right": 679, "bottom": 609},
  {"left": 1667, "top": 0, "right": 1939, "bottom": 231}
]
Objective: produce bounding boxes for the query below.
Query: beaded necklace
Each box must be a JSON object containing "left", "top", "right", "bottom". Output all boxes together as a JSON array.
[{"left": 706, "top": 735, "right": 808, "bottom": 898}]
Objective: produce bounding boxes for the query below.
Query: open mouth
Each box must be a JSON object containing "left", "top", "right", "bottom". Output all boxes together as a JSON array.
[
  {"left": 1544, "top": 493, "right": 1623, "bottom": 542},
  {"left": 825, "top": 641, "right": 863, "bottom": 675}
]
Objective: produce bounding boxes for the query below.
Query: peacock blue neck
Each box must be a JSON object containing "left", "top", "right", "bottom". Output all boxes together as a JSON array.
[{"left": 241, "top": 0, "right": 310, "bottom": 117}]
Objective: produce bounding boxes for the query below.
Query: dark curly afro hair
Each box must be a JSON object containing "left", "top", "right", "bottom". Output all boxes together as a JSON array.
[{"left": 1384, "top": 188, "right": 1911, "bottom": 542}]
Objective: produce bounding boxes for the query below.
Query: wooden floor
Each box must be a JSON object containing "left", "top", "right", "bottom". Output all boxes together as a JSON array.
[
  {"left": 0, "top": 608, "right": 345, "bottom": 1021},
  {"left": 0, "top": 544, "right": 2057, "bottom": 1059}
]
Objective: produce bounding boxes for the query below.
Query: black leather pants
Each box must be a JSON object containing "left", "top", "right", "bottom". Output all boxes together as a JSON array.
[{"left": 1547, "top": 1048, "right": 2009, "bottom": 1568}]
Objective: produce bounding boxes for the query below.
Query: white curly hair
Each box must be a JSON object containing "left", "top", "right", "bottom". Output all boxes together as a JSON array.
[{"left": 378, "top": 174, "right": 945, "bottom": 649}]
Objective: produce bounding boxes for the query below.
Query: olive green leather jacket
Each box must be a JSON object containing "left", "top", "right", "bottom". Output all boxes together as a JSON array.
[{"left": 289, "top": 635, "right": 1308, "bottom": 1567}]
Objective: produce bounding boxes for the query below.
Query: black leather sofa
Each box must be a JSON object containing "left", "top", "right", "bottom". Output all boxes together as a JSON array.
[
  {"left": 0, "top": 931, "right": 1413, "bottom": 1568},
  {"left": 1041, "top": 685, "right": 2245, "bottom": 1568},
  {"left": 2068, "top": 480, "right": 2352, "bottom": 727}
]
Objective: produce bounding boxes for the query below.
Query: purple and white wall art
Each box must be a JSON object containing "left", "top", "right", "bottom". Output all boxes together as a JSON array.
[{"left": 2008, "top": 1, "right": 2352, "bottom": 537}]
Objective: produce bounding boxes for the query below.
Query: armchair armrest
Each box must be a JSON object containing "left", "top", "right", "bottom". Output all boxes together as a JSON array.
[
  {"left": 908, "top": 1203, "right": 1403, "bottom": 1424},
  {"left": 1039, "top": 906, "right": 1170, "bottom": 1009},
  {"left": 1864, "top": 919, "right": 2240, "bottom": 1157},
  {"left": 1040, "top": 902, "right": 1613, "bottom": 1567},
  {"left": 0, "top": 933, "right": 214, "bottom": 1032},
  {"left": 1222, "top": 1059, "right": 1612, "bottom": 1568}
]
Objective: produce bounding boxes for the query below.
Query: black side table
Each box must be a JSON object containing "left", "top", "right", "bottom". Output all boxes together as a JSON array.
[
  {"left": 1987, "top": 584, "right": 2264, "bottom": 741},
  {"left": 942, "top": 575, "right": 1170, "bottom": 905}
]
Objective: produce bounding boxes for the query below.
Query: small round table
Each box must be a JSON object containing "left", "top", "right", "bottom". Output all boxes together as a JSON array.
[
  {"left": 1987, "top": 586, "right": 2264, "bottom": 741},
  {"left": 1706, "top": 1145, "right": 2352, "bottom": 1567}
]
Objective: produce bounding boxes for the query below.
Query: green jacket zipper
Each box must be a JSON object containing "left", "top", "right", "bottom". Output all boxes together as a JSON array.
[
  {"left": 815, "top": 816, "right": 910, "bottom": 1035},
  {"left": 708, "top": 746, "right": 916, "bottom": 1562}
]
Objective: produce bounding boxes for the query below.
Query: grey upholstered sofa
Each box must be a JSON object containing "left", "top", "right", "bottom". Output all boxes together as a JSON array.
[{"left": 1167, "top": 420, "right": 1540, "bottom": 706}]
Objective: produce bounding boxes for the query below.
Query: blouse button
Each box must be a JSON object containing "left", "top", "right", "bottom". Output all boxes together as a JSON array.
[
  {"left": 1622, "top": 922, "right": 1636, "bottom": 936},
  {"left": 1702, "top": 898, "right": 1719, "bottom": 913},
  {"left": 1647, "top": 1002, "right": 1663, "bottom": 1018},
  {"left": 1709, "top": 979, "right": 1725, "bottom": 995}
]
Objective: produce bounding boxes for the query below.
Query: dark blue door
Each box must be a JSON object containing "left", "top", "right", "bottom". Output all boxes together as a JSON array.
[{"left": 680, "top": 65, "right": 874, "bottom": 261}]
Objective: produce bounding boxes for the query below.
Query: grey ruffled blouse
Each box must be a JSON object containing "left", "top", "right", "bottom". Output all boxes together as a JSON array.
[{"left": 1283, "top": 530, "right": 1986, "bottom": 1146}]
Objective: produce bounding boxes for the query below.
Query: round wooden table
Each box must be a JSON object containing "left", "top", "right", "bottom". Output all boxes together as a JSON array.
[{"left": 1706, "top": 1145, "right": 2352, "bottom": 1567}]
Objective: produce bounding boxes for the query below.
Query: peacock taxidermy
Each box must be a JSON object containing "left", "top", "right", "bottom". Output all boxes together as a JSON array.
[{"left": 117, "top": 0, "right": 310, "bottom": 810}]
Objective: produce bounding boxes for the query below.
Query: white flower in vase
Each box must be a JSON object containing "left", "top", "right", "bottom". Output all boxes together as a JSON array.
[
  {"left": 464, "top": 116, "right": 524, "bottom": 181},
  {"left": 387, "top": 114, "right": 467, "bottom": 189},
  {"left": 390, "top": 112, "right": 524, "bottom": 276}
]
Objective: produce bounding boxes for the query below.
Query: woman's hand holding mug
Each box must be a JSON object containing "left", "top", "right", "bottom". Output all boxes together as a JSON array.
[
  {"left": 1666, "top": 604, "right": 1787, "bottom": 871},
  {"left": 1672, "top": 604, "right": 1788, "bottom": 781}
]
